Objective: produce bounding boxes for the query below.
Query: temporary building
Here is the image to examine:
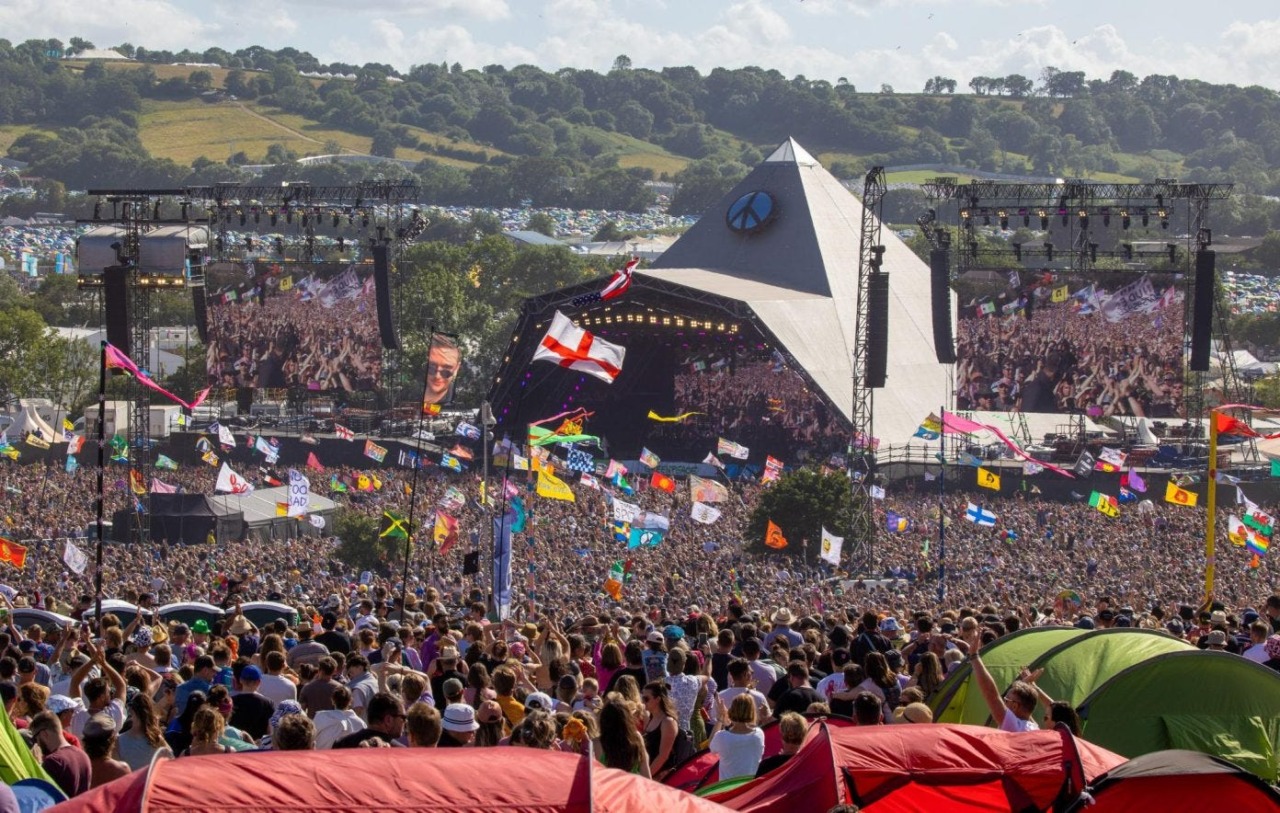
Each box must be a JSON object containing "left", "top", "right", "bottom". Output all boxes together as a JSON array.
[
  {"left": 709, "top": 721, "right": 1124, "bottom": 813},
  {"left": 1077, "top": 651, "right": 1280, "bottom": 782},
  {"left": 931, "top": 626, "right": 1087, "bottom": 725},
  {"left": 128, "top": 493, "right": 241, "bottom": 544},
  {"left": 1066, "top": 749, "right": 1280, "bottom": 812},
  {"left": 1022, "top": 629, "right": 1193, "bottom": 711},
  {"left": 209, "top": 485, "right": 336, "bottom": 542},
  {"left": 47, "top": 748, "right": 733, "bottom": 813},
  {"left": 155, "top": 602, "right": 224, "bottom": 627}
]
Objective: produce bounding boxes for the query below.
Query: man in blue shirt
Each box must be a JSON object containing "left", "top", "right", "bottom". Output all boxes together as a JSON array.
[{"left": 174, "top": 654, "right": 216, "bottom": 716}]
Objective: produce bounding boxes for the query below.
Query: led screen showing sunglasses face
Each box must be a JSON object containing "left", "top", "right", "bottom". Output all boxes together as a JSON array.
[{"left": 423, "top": 333, "right": 462, "bottom": 412}]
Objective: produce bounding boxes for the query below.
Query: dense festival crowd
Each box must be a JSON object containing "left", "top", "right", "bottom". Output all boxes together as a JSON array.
[{"left": 1, "top": 449, "right": 1277, "bottom": 801}]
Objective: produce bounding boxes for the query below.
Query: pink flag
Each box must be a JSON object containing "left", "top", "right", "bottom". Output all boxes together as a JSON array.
[
  {"left": 104, "top": 343, "right": 210, "bottom": 411},
  {"left": 150, "top": 477, "right": 178, "bottom": 494},
  {"left": 306, "top": 452, "right": 325, "bottom": 472},
  {"left": 941, "top": 412, "right": 1073, "bottom": 477}
]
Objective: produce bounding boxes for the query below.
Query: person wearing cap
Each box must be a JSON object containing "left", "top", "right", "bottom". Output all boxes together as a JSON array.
[
  {"left": 333, "top": 692, "right": 405, "bottom": 748},
  {"left": 879, "top": 617, "right": 905, "bottom": 649},
  {"left": 1201, "top": 630, "right": 1230, "bottom": 651},
  {"left": 763, "top": 608, "right": 803, "bottom": 650},
  {"left": 439, "top": 702, "right": 479, "bottom": 747},
  {"left": 230, "top": 664, "right": 275, "bottom": 740},
  {"left": 429, "top": 645, "right": 466, "bottom": 711},
  {"left": 28, "top": 710, "right": 91, "bottom": 798},
  {"left": 82, "top": 714, "right": 131, "bottom": 788},
  {"left": 641, "top": 630, "right": 669, "bottom": 683},
  {"left": 45, "top": 694, "right": 85, "bottom": 747}
]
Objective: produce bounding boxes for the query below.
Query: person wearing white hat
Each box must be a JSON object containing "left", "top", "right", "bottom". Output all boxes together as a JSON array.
[
  {"left": 763, "top": 608, "right": 802, "bottom": 649},
  {"left": 440, "top": 703, "right": 478, "bottom": 746}
]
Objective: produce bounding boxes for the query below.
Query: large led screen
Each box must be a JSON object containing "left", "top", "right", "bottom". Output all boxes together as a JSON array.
[
  {"left": 955, "top": 273, "right": 1184, "bottom": 418},
  {"left": 204, "top": 260, "right": 382, "bottom": 392}
]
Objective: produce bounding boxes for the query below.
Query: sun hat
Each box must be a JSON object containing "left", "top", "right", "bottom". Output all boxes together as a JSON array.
[
  {"left": 47, "top": 695, "right": 83, "bottom": 715},
  {"left": 892, "top": 702, "right": 934, "bottom": 724},
  {"left": 771, "top": 608, "right": 795, "bottom": 626},
  {"left": 442, "top": 703, "right": 479, "bottom": 733},
  {"left": 191, "top": 619, "right": 211, "bottom": 634}
]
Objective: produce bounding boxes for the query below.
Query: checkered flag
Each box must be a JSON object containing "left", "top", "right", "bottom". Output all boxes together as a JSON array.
[{"left": 566, "top": 447, "right": 595, "bottom": 473}]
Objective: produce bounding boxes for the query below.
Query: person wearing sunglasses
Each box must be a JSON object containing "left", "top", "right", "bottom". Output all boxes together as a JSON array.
[{"left": 422, "top": 336, "right": 461, "bottom": 409}]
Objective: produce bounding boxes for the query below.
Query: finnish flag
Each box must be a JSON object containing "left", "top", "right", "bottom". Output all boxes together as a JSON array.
[{"left": 965, "top": 502, "right": 997, "bottom": 527}]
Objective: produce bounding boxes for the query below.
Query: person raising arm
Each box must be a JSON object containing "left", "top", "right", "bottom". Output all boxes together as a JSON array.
[{"left": 968, "top": 639, "right": 1038, "bottom": 733}]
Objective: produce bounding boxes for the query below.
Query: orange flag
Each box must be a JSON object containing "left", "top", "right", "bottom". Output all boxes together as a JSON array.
[
  {"left": 650, "top": 472, "right": 676, "bottom": 492},
  {"left": 765, "top": 519, "right": 788, "bottom": 549},
  {"left": 0, "top": 537, "right": 27, "bottom": 569}
]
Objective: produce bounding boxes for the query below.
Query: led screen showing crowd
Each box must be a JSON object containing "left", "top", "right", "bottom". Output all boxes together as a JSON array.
[
  {"left": 204, "top": 260, "right": 383, "bottom": 392},
  {"left": 955, "top": 272, "right": 1185, "bottom": 418}
]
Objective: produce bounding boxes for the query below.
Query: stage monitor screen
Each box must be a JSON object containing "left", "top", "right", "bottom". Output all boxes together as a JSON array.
[
  {"left": 204, "top": 260, "right": 382, "bottom": 392},
  {"left": 955, "top": 272, "right": 1184, "bottom": 418}
]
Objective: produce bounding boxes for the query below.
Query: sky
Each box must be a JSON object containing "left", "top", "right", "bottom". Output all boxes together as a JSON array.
[{"left": 4, "top": 0, "right": 1280, "bottom": 91}]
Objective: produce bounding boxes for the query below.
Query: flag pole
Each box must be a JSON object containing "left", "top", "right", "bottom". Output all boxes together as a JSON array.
[
  {"left": 402, "top": 328, "right": 439, "bottom": 620},
  {"left": 937, "top": 406, "right": 947, "bottom": 604},
  {"left": 94, "top": 342, "right": 107, "bottom": 633},
  {"left": 1205, "top": 408, "right": 1219, "bottom": 604}
]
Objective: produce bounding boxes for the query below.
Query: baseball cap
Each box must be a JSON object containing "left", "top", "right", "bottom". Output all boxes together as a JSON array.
[
  {"left": 443, "top": 678, "right": 465, "bottom": 698},
  {"left": 239, "top": 665, "right": 263, "bottom": 682},
  {"left": 442, "top": 703, "right": 479, "bottom": 733},
  {"left": 523, "top": 692, "right": 554, "bottom": 712},
  {"left": 81, "top": 714, "right": 116, "bottom": 739},
  {"left": 646, "top": 631, "right": 665, "bottom": 644},
  {"left": 47, "top": 695, "right": 83, "bottom": 715},
  {"left": 663, "top": 625, "right": 685, "bottom": 641}
]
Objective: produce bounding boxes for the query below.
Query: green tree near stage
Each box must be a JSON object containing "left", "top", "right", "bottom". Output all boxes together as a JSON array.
[
  {"left": 334, "top": 509, "right": 398, "bottom": 573},
  {"left": 747, "top": 468, "right": 856, "bottom": 564}
]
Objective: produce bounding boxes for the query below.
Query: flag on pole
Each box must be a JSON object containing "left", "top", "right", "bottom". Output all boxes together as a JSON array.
[
  {"left": 765, "top": 519, "right": 788, "bottom": 549},
  {"left": 762, "top": 456, "right": 784, "bottom": 483},
  {"left": 977, "top": 468, "right": 1001, "bottom": 490},
  {"left": 214, "top": 463, "right": 253, "bottom": 494},
  {"left": 334, "top": 424, "right": 355, "bottom": 441},
  {"left": 638, "top": 448, "right": 660, "bottom": 469},
  {"left": 965, "top": 502, "right": 998, "bottom": 526},
  {"left": 155, "top": 454, "right": 178, "bottom": 470},
  {"left": 493, "top": 506, "right": 516, "bottom": 619},
  {"left": 650, "top": 471, "right": 676, "bottom": 492},
  {"left": 62, "top": 539, "right": 88, "bottom": 575},
  {"left": 0, "top": 538, "right": 27, "bottom": 569},
  {"left": 532, "top": 311, "right": 626, "bottom": 384},
  {"left": 690, "top": 475, "right": 729, "bottom": 503},
  {"left": 717, "top": 438, "right": 750, "bottom": 460},
  {"left": 536, "top": 469, "right": 576, "bottom": 502},
  {"left": 434, "top": 512, "right": 459, "bottom": 555},
  {"left": 150, "top": 477, "right": 178, "bottom": 494},
  {"left": 363, "top": 440, "right": 388, "bottom": 463},
  {"left": 104, "top": 343, "right": 211, "bottom": 411},
  {"left": 603, "top": 559, "right": 629, "bottom": 601},
  {"left": 612, "top": 499, "right": 641, "bottom": 524},
  {"left": 703, "top": 453, "right": 725, "bottom": 470},
  {"left": 306, "top": 452, "right": 324, "bottom": 472},
  {"left": 691, "top": 502, "right": 721, "bottom": 524},
  {"left": 1088, "top": 491, "right": 1120, "bottom": 517},
  {"left": 1164, "top": 480, "right": 1198, "bottom": 506},
  {"left": 380, "top": 510, "right": 410, "bottom": 540},
  {"left": 820, "top": 527, "right": 843, "bottom": 566}
]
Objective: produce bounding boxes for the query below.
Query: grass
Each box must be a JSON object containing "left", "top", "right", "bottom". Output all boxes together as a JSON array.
[
  {"left": 0, "top": 124, "right": 44, "bottom": 156},
  {"left": 137, "top": 100, "right": 325, "bottom": 164}
]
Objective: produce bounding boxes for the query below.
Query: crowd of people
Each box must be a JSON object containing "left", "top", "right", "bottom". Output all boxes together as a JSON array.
[
  {"left": 955, "top": 281, "right": 1185, "bottom": 418},
  {"left": 0, "top": 439, "right": 1278, "bottom": 801}
]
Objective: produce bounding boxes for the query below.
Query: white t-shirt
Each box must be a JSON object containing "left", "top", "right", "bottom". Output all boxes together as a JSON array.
[
  {"left": 710, "top": 727, "right": 765, "bottom": 780},
  {"left": 70, "top": 698, "right": 125, "bottom": 739},
  {"left": 716, "top": 687, "right": 768, "bottom": 722},
  {"left": 814, "top": 672, "right": 847, "bottom": 701},
  {"left": 999, "top": 707, "right": 1039, "bottom": 733},
  {"left": 1243, "top": 643, "right": 1270, "bottom": 664},
  {"left": 258, "top": 673, "right": 298, "bottom": 705}
]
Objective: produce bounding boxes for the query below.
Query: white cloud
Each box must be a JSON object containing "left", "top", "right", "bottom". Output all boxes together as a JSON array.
[
  {"left": 0, "top": 0, "right": 214, "bottom": 50},
  {"left": 331, "top": 21, "right": 538, "bottom": 72}
]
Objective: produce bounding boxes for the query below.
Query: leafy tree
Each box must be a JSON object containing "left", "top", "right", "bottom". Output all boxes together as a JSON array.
[
  {"left": 669, "top": 158, "right": 748, "bottom": 217},
  {"left": 526, "top": 211, "right": 557, "bottom": 236},
  {"left": 187, "top": 70, "right": 214, "bottom": 93},
  {"left": 611, "top": 54, "right": 632, "bottom": 73},
  {"left": 0, "top": 307, "right": 63, "bottom": 406},
  {"left": 370, "top": 129, "right": 397, "bottom": 158},
  {"left": 592, "top": 220, "right": 631, "bottom": 242},
  {"left": 746, "top": 468, "right": 855, "bottom": 564},
  {"left": 334, "top": 509, "right": 401, "bottom": 573}
]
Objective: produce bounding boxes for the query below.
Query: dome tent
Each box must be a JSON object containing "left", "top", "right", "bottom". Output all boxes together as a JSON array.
[
  {"left": 48, "top": 748, "right": 734, "bottom": 813},
  {"left": 1065, "top": 749, "right": 1280, "bottom": 812},
  {"left": 1077, "top": 651, "right": 1280, "bottom": 782},
  {"left": 1021, "top": 628, "right": 1193, "bottom": 712}
]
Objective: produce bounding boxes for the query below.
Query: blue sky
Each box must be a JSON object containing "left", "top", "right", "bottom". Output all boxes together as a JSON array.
[{"left": 5, "top": 0, "right": 1280, "bottom": 90}]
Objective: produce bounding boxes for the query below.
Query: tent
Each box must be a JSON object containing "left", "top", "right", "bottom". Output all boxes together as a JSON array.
[
  {"left": 709, "top": 721, "right": 1124, "bottom": 813},
  {"left": 931, "top": 626, "right": 1086, "bottom": 725},
  {"left": 1023, "top": 629, "right": 1193, "bottom": 712},
  {"left": 137, "top": 493, "right": 241, "bottom": 544},
  {"left": 1077, "top": 651, "right": 1280, "bottom": 782},
  {"left": 5, "top": 403, "right": 58, "bottom": 443},
  {"left": 209, "top": 485, "right": 336, "bottom": 542},
  {"left": 47, "top": 748, "right": 733, "bottom": 813},
  {"left": 1065, "top": 749, "right": 1280, "bottom": 812},
  {"left": 664, "top": 714, "right": 855, "bottom": 793}
]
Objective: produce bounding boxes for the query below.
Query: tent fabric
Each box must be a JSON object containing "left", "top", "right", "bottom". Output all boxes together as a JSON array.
[
  {"left": 7, "top": 404, "right": 58, "bottom": 443},
  {"left": 1066, "top": 749, "right": 1280, "bottom": 812},
  {"left": 664, "top": 715, "right": 855, "bottom": 793},
  {"left": 710, "top": 722, "right": 1124, "bottom": 813},
  {"left": 1077, "top": 651, "right": 1280, "bottom": 782},
  {"left": 931, "top": 626, "right": 1086, "bottom": 725},
  {"left": 49, "top": 748, "right": 733, "bottom": 813},
  {"left": 209, "top": 485, "right": 336, "bottom": 541},
  {"left": 1024, "top": 629, "right": 1193, "bottom": 711}
]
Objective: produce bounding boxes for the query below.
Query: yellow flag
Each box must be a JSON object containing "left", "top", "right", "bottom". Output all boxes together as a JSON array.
[
  {"left": 275, "top": 502, "right": 289, "bottom": 517},
  {"left": 1051, "top": 285, "right": 1068, "bottom": 303},
  {"left": 279, "top": 275, "right": 293, "bottom": 292},
  {"left": 1164, "top": 480, "right": 1198, "bottom": 507},
  {"left": 977, "top": 467, "right": 1001, "bottom": 490},
  {"left": 536, "top": 469, "right": 576, "bottom": 502},
  {"left": 647, "top": 410, "right": 703, "bottom": 423}
]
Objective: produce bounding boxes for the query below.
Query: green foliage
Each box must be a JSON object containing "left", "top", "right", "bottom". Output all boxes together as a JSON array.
[
  {"left": 747, "top": 468, "right": 855, "bottom": 563},
  {"left": 333, "top": 509, "right": 400, "bottom": 573},
  {"left": 0, "top": 307, "right": 67, "bottom": 406}
]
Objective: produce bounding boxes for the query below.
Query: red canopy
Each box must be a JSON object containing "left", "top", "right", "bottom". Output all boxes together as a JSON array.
[
  {"left": 49, "top": 748, "right": 734, "bottom": 813},
  {"left": 710, "top": 722, "right": 1125, "bottom": 813}
]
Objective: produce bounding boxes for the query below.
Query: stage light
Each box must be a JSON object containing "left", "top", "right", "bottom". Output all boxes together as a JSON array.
[
  {"left": 1078, "top": 209, "right": 1089, "bottom": 228},
  {"left": 1158, "top": 208, "right": 1169, "bottom": 229},
  {"left": 1044, "top": 242, "right": 1054, "bottom": 262},
  {"left": 1121, "top": 209, "right": 1130, "bottom": 229},
  {"left": 1038, "top": 209, "right": 1048, "bottom": 230},
  {"left": 998, "top": 209, "right": 1009, "bottom": 230},
  {"left": 960, "top": 208, "right": 970, "bottom": 223}
]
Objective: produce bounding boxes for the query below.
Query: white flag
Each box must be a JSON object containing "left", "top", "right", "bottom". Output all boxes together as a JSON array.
[
  {"left": 869, "top": 484, "right": 886, "bottom": 500},
  {"left": 512, "top": 453, "right": 529, "bottom": 471},
  {"left": 532, "top": 311, "right": 626, "bottom": 384},
  {"left": 62, "top": 540, "right": 89, "bottom": 575},
  {"left": 820, "top": 527, "right": 843, "bottom": 566},
  {"left": 612, "top": 499, "right": 641, "bottom": 524},
  {"left": 691, "top": 502, "right": 721, "bottom": 524},
  {"left": 217, "top": 424, "right": 236, "bottom": 447},
  {"left": 309, "top": 515, "right": 326, "bottom": 530},
  {"left": 215, "top": 462, "right": 254, "bottom": 494},
  {"left": 1022, "top": 461, "right": 1044, "bottom": 475},
  {"left": 287, "top": 468, "right": 310, "bottom": 517}
]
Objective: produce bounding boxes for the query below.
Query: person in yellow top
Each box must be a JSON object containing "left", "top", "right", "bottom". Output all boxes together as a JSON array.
[{"left": 492, "top": 666, "right": 525, "bottom": 731}]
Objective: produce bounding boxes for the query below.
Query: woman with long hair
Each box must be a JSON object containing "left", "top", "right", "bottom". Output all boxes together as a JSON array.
[
  {"left": 182, "top": 706, "right": 233, "bottom": 756},
  {"left": 859, "top": 652, "right": 901, "bottom": 718},
  {"left": 118, "top": 693, "right": 174, "bottom": 770},
  {"left": 474, "top": 700, "right": 505, "bottom": 747},
  {"left": 595, "top": 641, "right": 624, "bottom": 693},
  {"left": 465, "top": 662, "right": 494, "bottom": 707},
  {"left": 641, "top": 680, "right": 689, "bottom": 777},
  {"left": 906, "top": 651, "right": 945, "bottom": 701},
  {"left": 598, "top": 697, "right": 651, "bottom": 778},
  {"left": 164, "top": 690, "right": 206, "bottom": 755}
]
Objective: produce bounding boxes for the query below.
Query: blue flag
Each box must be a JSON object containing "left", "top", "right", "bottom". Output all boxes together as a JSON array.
[
  {"left": 510, "top": 497, "right": 527, "bottom": 533},
  {"left": 965, "top": 502, "right": 997, "bottom": 526},
  {"left": 65, "top": 455, "right": 78, "bottom": 473},
  {"left": 493, "top": 507, "right": 516, "bottom": 620},
  {"left": 628, "top": 527, "right": 664, "bottom": 548}
]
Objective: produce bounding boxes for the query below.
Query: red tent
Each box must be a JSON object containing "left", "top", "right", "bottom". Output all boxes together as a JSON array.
[
  {"left": 709, "top": 722, "right": 1125, "bottom": 812},
  {"left": 1066, "top": 749, "right": 1280, "bottom": 812},
  {"left": 49, "top": 748, "right": 734, "bottom": 813}
]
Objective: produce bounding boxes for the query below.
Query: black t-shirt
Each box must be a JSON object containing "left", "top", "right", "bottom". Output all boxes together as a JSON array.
[
  {"left": 230, "top": 692, "right": 276, "bottom": 740},
  {"left": 604, "top": 666, "right": 647, "bottom": 696},
  {"left": 332, "top": 729, "right": 405, "bottom": 749},
  {"left": 774, "top": 686, "right": 822, "bottom": 718},
  {"left": 430, "top": 668, "right": 466, "bottom": 710},
  {"left": 316, "top": 629, "right": 352, "bottom": 655},
  {"left": 755, "top": 752, "right": 794, "bottom": 777},
  {"left": 710, "top": 652, "right": 733, "bottom": 691}
]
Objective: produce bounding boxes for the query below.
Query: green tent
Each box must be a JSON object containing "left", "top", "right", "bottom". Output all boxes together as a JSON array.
[
  {"left": 1078, "top": 651, "right": 1280, "bottom": 782},
  {"left": 931, "top": 626, "right": 1086, "bottom": 725},
  {"left": 1026, "top": 629, "right": 1193, "bottom": 710}
]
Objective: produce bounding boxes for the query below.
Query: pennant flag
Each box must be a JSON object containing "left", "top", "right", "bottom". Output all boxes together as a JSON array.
[
  {"left": 628, "top": 527, "right": 664, "bottom": 549},
  {"left": 380, "top": 510, "right": 410, "bottom": 540},
  {"left": 717, "top": 437, "right": 750, "bottom": 460},
  {"left": 965, "top": 502, "right": 998, "bottom": 526},
  {"left": 886, "top": 511, "right": 910, "bottom": 533},
  {"left": 1247, "top": 534, "right": 1271, "bottom": 556},
  {"left": 363, "top": 440, "right": 388, "bottom": 463},
  {"left": 150, "top": 477, "right": 178, "bottom": 494},
  {"left": 104, "top": 343, "right": 210, "bottom": 411},
  {"left": 334, "top": 424, "right": 355, "bottom": 441},
  {"left": 126, "top": 469, "right": 145, "bottom": 496},
  {"left": 913, "top": 412, "right": 942, "bottom": 441},
  {"left": 1164, "top": 480, "right": 1198, "bottom": 507},
  {"left": 536, "top": 469, "right": 576, "bottom": 502},
  {"left": 648, "top": 471, "right": 674, "bottom": 492},
  {"left": 434, "top": 512, "right": 459, "bottom": 555},
  {"left": 215, "top": 463, "right": 254, "bottom": 494},
  {"left": 820, "top": 527, "right": 843, "bottom": 566},
  {"left": 305, "top": 452, "right": 325, "bottom": 472},
  {"left": 647, "top": 410, "right": 702, "bottom": 423},
  {"left": 0, "top": 538, "right": 27, "bottom": 569},
  {"left": 1089, "top": 491, "right": 1120, "bottom": 517},
  {"left": 977, "top": 467, "right": 1001, "bottom": 490},
  {"left": 869, "top": 484, "right": 886, "bottom": 500},
  {"left": 532, "top": 310, "right": 626, "bottom": 384},
  {"left": 691, "top": 502, "right": 721, "bottom": 524},
  {"left": 565, "top": 447, "right": 595, "bottom": 473},
  {"left": 690, "top": 475, "right": 729, "bottom": 503},
  {"left": 765, "top": 519, "right": 788, "bottom": 549},
  {"left": 155, "top": 454, "right": 178, "bottom": 470},
  {"left": 63, "top": 539, "right": 88, "bottom": 576},
  {"left": 1216, "top": 412, "right": 1259, "bottom": 438},
  {"left": 610, "top": 471, "right": 633, "bottom": 494},
  {"left": 958, "top": 452, "right": 983, "bottom": 468},
  {"left": 639, "top": 448, "right": 660, "bottom": 469},
  {"left": 703, "top": 452, "right": 726, "bottom": 470},
  {"left": 762, "top": 456, "right": 785, "bottom": 483}
]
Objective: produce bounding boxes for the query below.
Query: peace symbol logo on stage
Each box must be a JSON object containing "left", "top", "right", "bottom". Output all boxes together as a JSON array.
[{"left": 726, "top": 191, "right": 777, "bottom": 234}]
